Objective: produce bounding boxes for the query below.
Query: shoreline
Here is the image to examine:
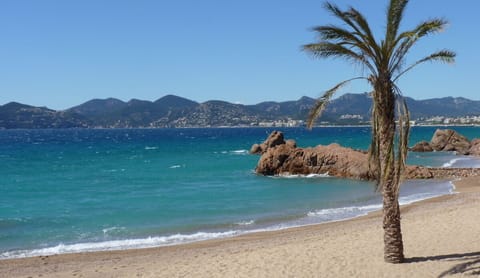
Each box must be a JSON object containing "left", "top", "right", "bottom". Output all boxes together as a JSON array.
[
  {"left": 2, "top": 124, "right": 480, "bottom": 131},
  {"left": 1, "top": 177, "right": 479, "bottom": 277},
  {"left": 0, "top": 179, "right": 454, "bottom": 261}
]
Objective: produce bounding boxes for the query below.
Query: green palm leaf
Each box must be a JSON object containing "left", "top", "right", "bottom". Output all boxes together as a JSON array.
[{"left": 306, "top": 77, "right": 366, "bottom": 129}]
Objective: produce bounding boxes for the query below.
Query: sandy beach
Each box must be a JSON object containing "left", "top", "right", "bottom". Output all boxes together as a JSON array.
[{"left": 1, "top": 177, "right": 479, "bottom": 278}]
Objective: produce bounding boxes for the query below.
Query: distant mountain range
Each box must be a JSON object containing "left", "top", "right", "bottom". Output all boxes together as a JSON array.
[{"left": 1, "top": 93, "right": 480, "bottom": 129}]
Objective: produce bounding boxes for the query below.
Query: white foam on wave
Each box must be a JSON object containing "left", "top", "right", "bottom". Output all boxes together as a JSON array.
[
  {"left": 169, "top": 165, "right": 182, "bottom": 169},
  {"left": 274, "top": 173, "right": 331, "bottom": 179},
  {"left": 1, "top": 177, "right": 456, "bottom": 260},
  {"left": 306, "top": 180, "right": 455, "bottom": 224},
  {"left": 307, "top": 204, "right": 382, "bottom": 222},
  {"left": 0, "top": 231, "right": 240, "bottom": 259},
  {"left": 217, "top": 150, "right": 248, "bottom": 155},
  {"left": 144, "top": 146, "right": 158, "bottom": 150},
  {"left": 234, "top": 220, "right": 255, "bottom": 226},
  {"left": 440, "top": 155, "right": 480, "bottom": 168},
  {"left": 102, "top": 226, "right": 126, "bottom": 235},
  {"left": 399, "top": 180, "right": 456, "bottom": 205},
  {"left": 102, "top": 169, "right": 126, "bottom": 173},
  {"left": 231, "top": 149, "right": 248, "bottom": 154},
  {"left": 442, "top": 158, "right": 463, "bottom": 167}
]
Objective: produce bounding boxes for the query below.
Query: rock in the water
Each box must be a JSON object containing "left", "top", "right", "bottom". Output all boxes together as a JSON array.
[
  {"left": 253, "top": 131, "right": 480, "bottom": 180},
  {"left": 404, "top": 166, "right": 434, "bottom": 179},
  {"left": 469, "top": 139, "right": 480, "bottom": 156},
  {"left": 249, "top": 144, "right": 263, "bottom": 155},
  {"left": 256, "top": 143, "right": 296, "bottom": 175},
  {"left": 430, "top": 129, "right": 471, "bottom": 154},
  {"left": 409, "top": 140, "right": 433, "bottom": 152},
  {"left": 255, "top": 138, "right": 374, "bottom": 180},
  {"left": 249, "top": 130, "right": 295, "bottom": 155},
  {"left": 286, "top": 139, "right": 297, "bottom": 149},
  {"left": 409, "top": 128, "right": 480, "bottom": 156}
]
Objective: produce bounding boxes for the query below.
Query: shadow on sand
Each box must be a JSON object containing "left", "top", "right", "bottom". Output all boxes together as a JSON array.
[{"left": 405, "top": 251, "right": 480, "bottom": 277}]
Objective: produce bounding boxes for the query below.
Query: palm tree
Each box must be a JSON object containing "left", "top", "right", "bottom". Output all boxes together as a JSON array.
[{"left": 303, "top": 0, "right": 455, "bottom": 263}]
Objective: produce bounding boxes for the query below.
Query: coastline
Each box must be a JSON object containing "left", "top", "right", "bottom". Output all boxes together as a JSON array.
[
  {"left": 2, "top": 124, "right": 480, "bottom": 130},
  {"left": 1, "top": 177, "right": 479, "bottom": 277}
]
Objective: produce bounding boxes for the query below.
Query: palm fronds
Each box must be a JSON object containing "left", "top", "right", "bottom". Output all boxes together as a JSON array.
[
  {"left": 306, "top": 77, "right": 365, "bottom": 129},
  {"left": 390, "top": 18, "right": 450, "bottom": 75},
  {"left": 386, "top": 0, "right": 409, "bottom": 42},
  {"left": 394, "top": 50, "right": 456, "bottom": 81}
]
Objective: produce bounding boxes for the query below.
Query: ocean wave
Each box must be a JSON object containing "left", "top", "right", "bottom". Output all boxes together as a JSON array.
[
  {"left": 169, "top": 165, "right": 183, "bottom": 169},
  {"left": 442, "top": 157, "right": 463, "bottom": 167},
  {"left": 102, "top": 169, "right": 126, "bottom": 173},
  {"left": 231, "top": 150, "right": 248, "bottom": 154},
  {"left": 234, "top": 220, "right": 255, "bottom": 226},
  {"left": 442, "top": 156, "right": 480, "bottom": 168},
  {"left": 102, "top": 226, "right": 126, "bottom": 235},
  {"left": 217, "top": 150, "right": 248, "bottom": 155},
  {"left": 274, "top": 173, "right": 331, "bottom": 179},
  {"left": 144, "top": 146, "right": 158, "bottom": 150},
  {"left": 307, "top": 204, "right": 382, "bottom": 222},
  {"left": 0, "top": 231, "right": 241, "bottom": 259},
  {"left": 306, "top": 180, "right": 454, "bottom": 223},
  {"left": 398, "top": 182, "right": 455, "bottom": 205}
]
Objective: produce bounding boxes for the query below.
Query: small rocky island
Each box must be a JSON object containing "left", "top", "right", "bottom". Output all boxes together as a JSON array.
[
  {"left": 409, "top": 129, "right": 480, "bottom": 155},
  {"left": 251, "top": 129, "right": 480, "bottom": 180}
]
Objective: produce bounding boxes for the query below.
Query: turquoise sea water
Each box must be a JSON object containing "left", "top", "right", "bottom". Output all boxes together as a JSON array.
[{"left": 1, "top": 126, "right": 480, "bottom": 259}]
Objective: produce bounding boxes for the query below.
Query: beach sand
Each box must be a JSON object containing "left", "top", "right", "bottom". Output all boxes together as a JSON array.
[{"left": 1, "top": 177, "right": 479, "bottom": 278}]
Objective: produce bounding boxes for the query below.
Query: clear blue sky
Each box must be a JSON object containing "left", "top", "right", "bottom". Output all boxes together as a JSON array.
[{"left": 1, "top": 0, "right": 478, "bottom": 110}]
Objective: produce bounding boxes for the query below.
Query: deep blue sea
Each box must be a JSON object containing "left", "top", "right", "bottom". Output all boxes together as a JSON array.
[{"left": 1, "top": 126, "right": 480, "bottom": 259}]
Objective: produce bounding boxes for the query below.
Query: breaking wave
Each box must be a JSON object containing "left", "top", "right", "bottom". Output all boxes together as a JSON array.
[{"left": 0, "top": 231, "right": 240, "bottom": 259}]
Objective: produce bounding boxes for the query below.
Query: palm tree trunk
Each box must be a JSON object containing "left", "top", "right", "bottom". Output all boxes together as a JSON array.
[
  {"left": 383, "top": 179, "right": 404, "bottom": 263},
  {"left": 374, "top": 81, "right": 405, "bottom": 263}
]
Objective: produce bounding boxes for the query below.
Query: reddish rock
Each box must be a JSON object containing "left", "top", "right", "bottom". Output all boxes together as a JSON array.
[
  {"left": 256, "top": 143, "right": 296, "bottom": 175},
  {"left": 253, "top": 131, "right": 480, "bottom": 180},
  {"left": 409, "top": 141, "right": 433, "bottom": 152},
  {"left": 255, "top": 141, "right": 374, "bottom": 180},
  {"left": 469, "top": 139, "right": 480, "bottom": 156},
  {"left": 430, "top": 129, "right": 471, "bottom": 155},
  {"left": 249, "top": 144, "right": 263, "bottom": 154},
  {"left": 405, "top": 166, "right": 480, "bottom": 179},
  {"left": 286, "top": 139, "right": 297, "bottom": 149},
  {"left": 249, "top": 131, "right": 287, "bottom": 154},
  {"left": 404, "top": 166, "right": 434, "bottom": 179}
]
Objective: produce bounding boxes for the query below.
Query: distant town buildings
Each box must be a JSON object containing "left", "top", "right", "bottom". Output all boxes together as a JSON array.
[
  {"left": 257, "top": 118, "right": 304, "bottom": 127},
  {"left": 416, "top": 115, "right": 480, "bottom": 126}
]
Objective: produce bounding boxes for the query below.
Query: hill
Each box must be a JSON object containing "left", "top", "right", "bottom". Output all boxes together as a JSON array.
[{"left": 1, "top": 93, "right": 480, "bottom": 128}]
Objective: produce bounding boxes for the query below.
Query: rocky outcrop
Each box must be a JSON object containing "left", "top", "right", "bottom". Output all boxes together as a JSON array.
[
  {"left": 249, "top": 131, "right": 296, "bottom": 154},
  {"left": 404, "top": 166, "right": 480, "bottom": 179},
  {"left": 409, "top": 140, "right": 433, "bottom": 152},
  {"left": 410, "top": 129, "right": 473, "bottom": 155},
  {"left": 256, "top": 142, "right": 373, "bottom": 179},
  {"left": 469, "top": 139, "right": 480, "bottom": 156},
  {"left": 253, "top": 131, "right": 480, "bottom": 180},
  {"left": 430, "top": 129, "right": 471, "bottom": 154}
]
